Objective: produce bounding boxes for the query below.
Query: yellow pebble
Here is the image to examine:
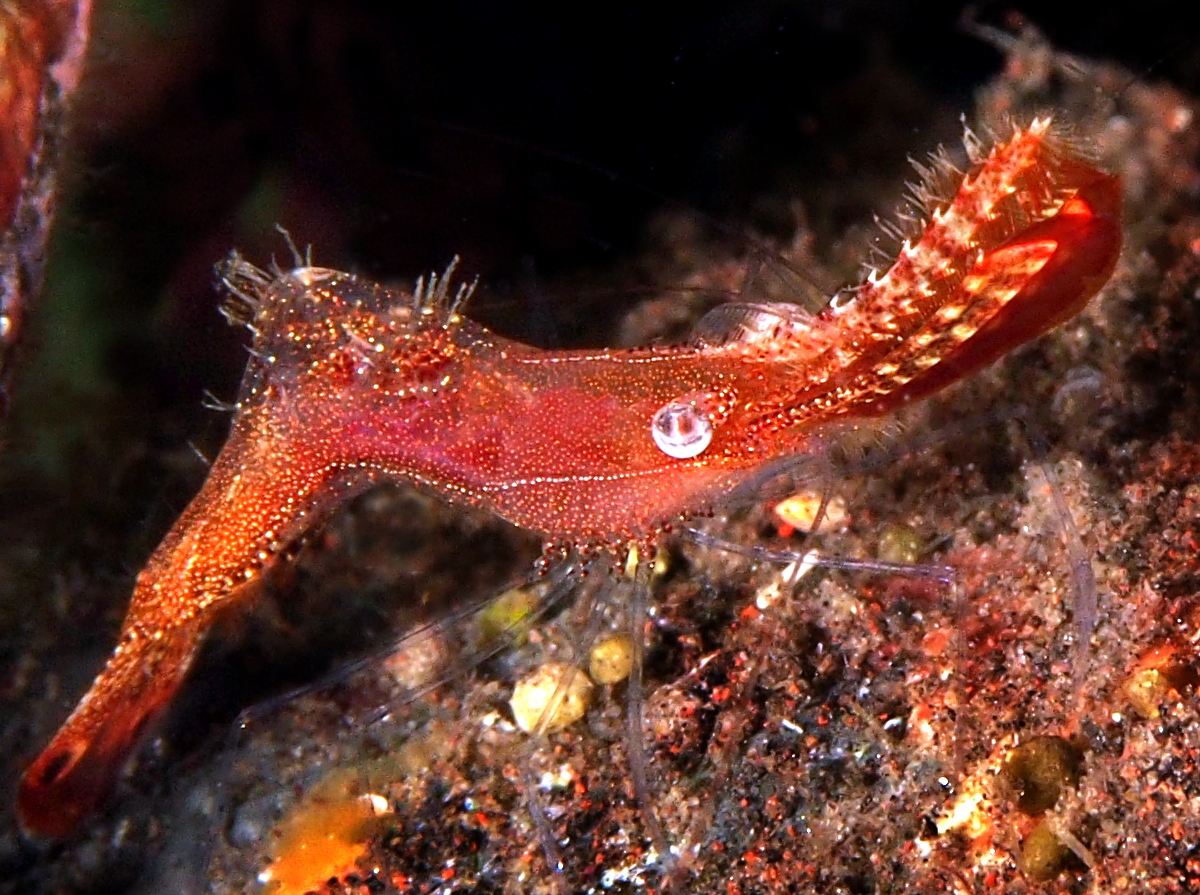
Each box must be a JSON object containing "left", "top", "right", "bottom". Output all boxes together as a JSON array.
[
  {"left": 876, "top": 522, "right": 923, "bottom": 564},
  {"left": 773, "top": 492, "right": 846, "bottom": 533},
  {"left": 510, "top": 663, "right": 594, "bottom": 733},
  {"left": 589, "top": 635, "right": 635, "bottom": 685},
  {"left": 1020, "top": 820, "right": 1073, "bottom": 881}
]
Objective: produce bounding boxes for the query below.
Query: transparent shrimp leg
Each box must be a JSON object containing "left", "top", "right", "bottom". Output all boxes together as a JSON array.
[
  {"left": 520, "top": 745, "right": 565, "bottom": 886},
  {"left": 1008, "top": 414, "right": 1099, "bottom": 705},
  {"left": 623, "top": 557, "right": 675, "bottom": 870}
]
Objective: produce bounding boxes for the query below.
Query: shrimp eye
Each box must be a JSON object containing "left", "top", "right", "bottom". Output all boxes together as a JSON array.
[{"left": 651, "top": 398, "right": 713, "bottom": 459}]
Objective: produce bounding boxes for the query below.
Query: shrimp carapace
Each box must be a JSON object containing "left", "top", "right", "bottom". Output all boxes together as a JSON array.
[{"left": 18, "top": 117, "right": 1121, "bottom": 838}]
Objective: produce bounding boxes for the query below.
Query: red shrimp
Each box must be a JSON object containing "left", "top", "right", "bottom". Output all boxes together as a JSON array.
[{"left": 17, "top": 117, "right": 1121, "bottom": 839}]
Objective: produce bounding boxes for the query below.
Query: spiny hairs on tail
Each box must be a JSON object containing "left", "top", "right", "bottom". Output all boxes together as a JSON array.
[
  {"left": 411, "top": 255, "right": 479, "bottom": 319},
  {"left": 217, "top": 251, "right": 274, "bottom": 331},
  {"left": 865, "top": 127, "right": 974, "bottom": 272},
  {"left": 216, "top": 250, "right": 480, "bottom": 332},
  {"left": 864, "top": 115, "right": 1059, "bottom": 276},
  {"left": 216, "top": 228, "right": 316, "bottom": 331}
]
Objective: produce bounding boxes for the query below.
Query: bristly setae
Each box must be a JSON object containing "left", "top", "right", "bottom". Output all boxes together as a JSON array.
[{"left": 18, "top": 117, "right": 1121, "bottom": 841}]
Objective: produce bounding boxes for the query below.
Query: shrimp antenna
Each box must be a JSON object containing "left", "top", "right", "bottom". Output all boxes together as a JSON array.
[
  {"left": 273, "top": 224, "right": 313, "bottom": 269},
  {"left": 681, "top": 527, "right": 955, "bottom": 583},
  {"left": 625, "top": 557, "right": 675, "bottom": 868}
]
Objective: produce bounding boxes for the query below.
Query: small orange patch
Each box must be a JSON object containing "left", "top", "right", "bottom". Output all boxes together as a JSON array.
[{"left": 259, "top": 782, "right": 390, "bottom": 895}]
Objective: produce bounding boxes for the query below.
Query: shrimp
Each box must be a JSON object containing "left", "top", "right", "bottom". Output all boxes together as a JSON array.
[{"left": 17, "top": 117, "right": 1121, "bottom": 839}]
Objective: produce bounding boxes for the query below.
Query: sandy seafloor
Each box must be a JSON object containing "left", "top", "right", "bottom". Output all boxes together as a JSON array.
[{"left": 4, "top": 3, "right": 1200, "bottom": 894}]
